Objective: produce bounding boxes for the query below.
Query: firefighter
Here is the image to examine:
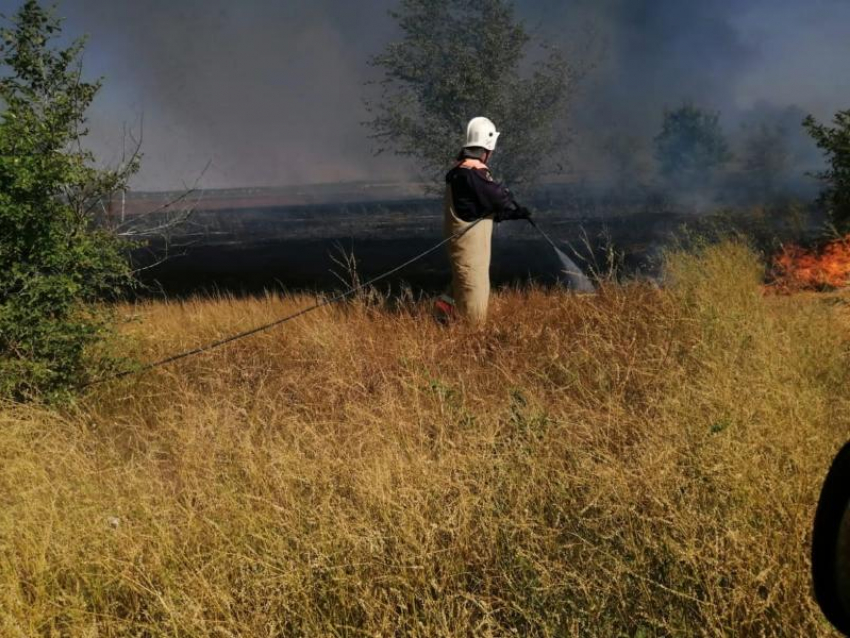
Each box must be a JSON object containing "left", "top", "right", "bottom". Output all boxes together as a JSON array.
[{"left": 437, "top": 116, "right": 531, "bottom": 326}]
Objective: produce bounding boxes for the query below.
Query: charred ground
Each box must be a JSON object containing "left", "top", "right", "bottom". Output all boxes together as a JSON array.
[{"left": 126, "top": 183, "right": 824, "bottom": 297}]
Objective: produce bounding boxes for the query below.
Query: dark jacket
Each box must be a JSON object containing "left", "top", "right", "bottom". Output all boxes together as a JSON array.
[{"left": 445, "top": 161, "right": 525, "bottom": 223}]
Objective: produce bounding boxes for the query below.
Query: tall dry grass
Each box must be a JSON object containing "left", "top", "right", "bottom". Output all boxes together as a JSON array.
[{"left": 1, "top": 241, "right": 848, "bottom": 636}]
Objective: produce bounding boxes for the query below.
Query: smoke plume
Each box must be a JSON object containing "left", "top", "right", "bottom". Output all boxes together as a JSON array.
[{"left": 15, "top": 0, "right": 848, "bottom": 190}]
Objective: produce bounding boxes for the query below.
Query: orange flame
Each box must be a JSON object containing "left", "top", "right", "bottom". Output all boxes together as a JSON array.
[{"left": 771, "top": 235, "right": 850, "bottom": 292}]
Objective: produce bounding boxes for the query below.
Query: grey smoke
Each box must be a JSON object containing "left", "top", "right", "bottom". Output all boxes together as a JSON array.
[
  {"left": 3, "top": 0, "right": 846, "bottom": 190},
  {"left": 533, "top": 0, "right": 849, "bottom": 184},
  {"left": 61, "top": 0, "right": 403, "bottom": 189}
]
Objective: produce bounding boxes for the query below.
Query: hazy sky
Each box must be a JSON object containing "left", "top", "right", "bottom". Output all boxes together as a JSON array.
[{"left": 2, "top": 0, "right": 849, "bottom": 190}]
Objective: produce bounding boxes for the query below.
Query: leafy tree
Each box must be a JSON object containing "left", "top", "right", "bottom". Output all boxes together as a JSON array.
[
  {"left": 0, "top": 1, "right": 138, "bottom": 400},
  {"left": 803, "top": 110, "right": 850, "bottom": 231},
  {"left": 365, "top": 0, "right": 575, "bottom": 188},
  {"left": 654, "top": 103, "right": 731, "bottom": 190}
]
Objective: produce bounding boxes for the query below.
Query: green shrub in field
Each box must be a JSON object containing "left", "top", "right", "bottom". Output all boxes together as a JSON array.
[
  {"left": 0, "top": 1, "right": 137, "bottom": 401},
  {"left": 804, "top": 109, "right": 850, "bottom": 232},
  {"left": 655, "top": 102, "right": 732, "bottom": 192}
]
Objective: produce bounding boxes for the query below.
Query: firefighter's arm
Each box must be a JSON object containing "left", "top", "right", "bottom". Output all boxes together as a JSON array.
[
  {"left": 470, "top": 170, "right": 530, "bottom": 222},
  {"left": 493, "top": 196, "right": 532, "bottom": 222},
  {"left": 486, "top": 184, "right": 532, "bottom": 222}
]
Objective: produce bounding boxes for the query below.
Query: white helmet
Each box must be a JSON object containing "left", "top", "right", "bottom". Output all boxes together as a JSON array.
[{"left": 464, "top": 116, "right": 500, "bottom": 151}]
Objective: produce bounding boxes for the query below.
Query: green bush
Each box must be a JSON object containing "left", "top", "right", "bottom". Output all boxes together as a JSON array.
[
  {"left": 803, "top": 109, "right": 850, "bottom": 232},
  {"left": 0, "top": 1, "right": 137, "bottom": 401},
  {"left": 655, "top": 102, "right": 732, "bottom": 191}
]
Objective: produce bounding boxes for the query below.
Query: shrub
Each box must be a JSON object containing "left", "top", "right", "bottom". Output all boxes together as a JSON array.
[
  {"left": 655, "top": 102, "right": 732, "bottom": 191},
  {"left": 0, "top": 1, "right": 137, "bottom": 400},
  {"left": 803, "top": 109, "right": 850, "bottom": 232}
]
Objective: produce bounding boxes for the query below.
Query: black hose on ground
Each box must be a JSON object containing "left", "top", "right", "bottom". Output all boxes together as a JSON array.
[{"left": 82, "top": 217, "right": 486, "bottom": 388}]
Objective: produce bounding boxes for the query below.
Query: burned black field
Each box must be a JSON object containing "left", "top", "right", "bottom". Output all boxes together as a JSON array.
[{"left": 130, "top": 194, "right": 691, "bottom": 297}]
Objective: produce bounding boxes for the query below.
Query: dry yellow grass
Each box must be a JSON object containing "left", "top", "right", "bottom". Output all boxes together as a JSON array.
[{"left": 1, "top": 241, "right": 849, "bottom": 636}]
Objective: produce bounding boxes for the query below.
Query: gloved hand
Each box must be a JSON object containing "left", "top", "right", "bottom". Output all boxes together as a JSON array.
[{"left": 493, "top": 204, "right": 532, "bottom": 223}]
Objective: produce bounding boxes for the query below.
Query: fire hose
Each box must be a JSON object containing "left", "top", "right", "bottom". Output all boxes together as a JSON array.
[
  {"left": 82, "top": 217, "right": 486, "bottom": 388},
  {"left": 82, "top": 215, "right": 591, "bottom": 388}
]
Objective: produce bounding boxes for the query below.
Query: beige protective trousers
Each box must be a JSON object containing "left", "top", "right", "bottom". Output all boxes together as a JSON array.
[{"left": 444, "top": 186, "right": 494, "bottom": 326}]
